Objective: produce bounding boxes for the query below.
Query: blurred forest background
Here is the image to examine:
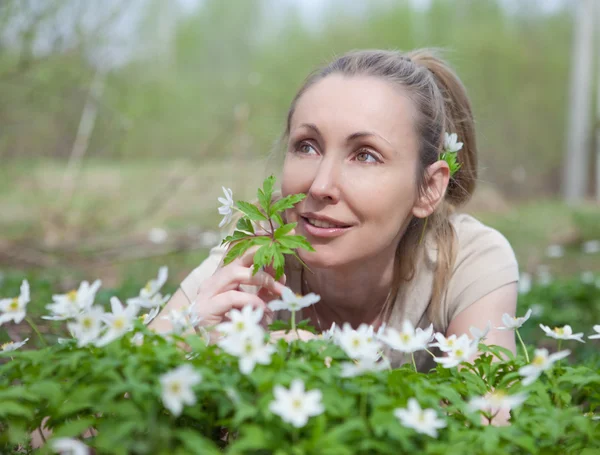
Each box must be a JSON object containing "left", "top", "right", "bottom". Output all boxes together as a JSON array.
[{"left": 0, "top": 0, "right": 599, "bottom": 294}]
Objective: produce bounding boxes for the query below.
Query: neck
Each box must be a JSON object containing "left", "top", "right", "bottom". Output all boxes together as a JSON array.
[{"left": 303, "top": 249, "right": 396, "bottom": 330}]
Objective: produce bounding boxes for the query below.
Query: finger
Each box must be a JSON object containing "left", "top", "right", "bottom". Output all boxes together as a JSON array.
[
  {"left": 209, "top": 267, "right": 286, "bottom": 296},
  {"left": 210, "top": 290, "right": 268, "bottom": 317},
  {"left": 264, "top": 264, "right": 286, "bottom": 285}
]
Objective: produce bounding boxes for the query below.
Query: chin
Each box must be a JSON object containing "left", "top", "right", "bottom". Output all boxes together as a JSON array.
[{"left": 297, "top": 246, "right": 347, "bottom": 270}]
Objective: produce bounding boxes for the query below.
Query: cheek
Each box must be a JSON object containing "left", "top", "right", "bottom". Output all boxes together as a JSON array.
[{"left": 281, "top": 156, "right": 313, "bottom": 197}]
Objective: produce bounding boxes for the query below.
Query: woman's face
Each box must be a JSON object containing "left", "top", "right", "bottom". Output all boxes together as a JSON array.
[{"left": 282, "top": 74, "right": 423, "bottom": 269}]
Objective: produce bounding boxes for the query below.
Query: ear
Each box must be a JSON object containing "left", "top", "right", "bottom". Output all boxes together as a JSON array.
[{"left": 412, "top": 160, "right": 450, "bottom": 219}]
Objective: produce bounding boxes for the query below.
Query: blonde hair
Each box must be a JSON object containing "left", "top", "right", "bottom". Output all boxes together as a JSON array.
[{"left": 278, "top": 49, "right": 478, "bottom": 330}]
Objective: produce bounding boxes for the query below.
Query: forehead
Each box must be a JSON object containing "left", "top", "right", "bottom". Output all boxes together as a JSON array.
[{"left": 290, "top": 74, "right": 418, "bottom": 147}]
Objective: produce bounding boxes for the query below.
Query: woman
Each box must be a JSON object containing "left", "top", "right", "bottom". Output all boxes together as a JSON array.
[{"left": 150, "top": 49, "right": 519, "bottom": 372}]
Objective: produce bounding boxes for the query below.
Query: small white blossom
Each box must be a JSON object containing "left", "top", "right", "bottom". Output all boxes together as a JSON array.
[
  {"left": 582, "top": 240, "right": 600, "bottom": 254},
  {"left": 0, "top": 280, "right": 30, "bottom": 326},
  {"left": 539, "top": 324, "right": 585, "bottom": 343},
  {"left": 216, "top": 305, "right": 264, "bottom": 339},
  {"left": 468, "top": 390, "right": 528, "bottom": 416},
  {"left": 429, "top": 333, "right": 458, "bottom": 352},
  {"left": 1, "top": 338, "right": 29, "bottom": 353},
  {"left": 321, "top": 322, "right": 339, "bottom": 341},
  {"left": 148, "top": 227, "right": 168, "bottom": 244},
  {"left": 581, "top": 271, "right": 595, "bottom": 284},
  {"left": 269, "top": 379, "right": 324, "bottom": 428},
  {"left": 43, "top": 280, "right": 101, "bottom": 321},
  {"left": 163, "top": 304, "right": 202, "bottom": 335},
  {"left": 433, "top": 334, "right": 478, "bottom": 368},
  {"left": 519, "top": 349, "right": 570, "bottom": 386},
  {"left": 140, "top": 306, "right": 161, "bottom": 326},
  {"left": 127, "top": 267, "right": 169, "bottom": 308},
  {"left": 378, "top": 320, "right": 433, "bottom": 354},
  {"left": 588, "top": 325, "right": 600, "bottom": 340},
  {"left": 95, "top": 297, "right": 139, "bottom": 347},
  {"left": 159, "top": 364, "right": 202, "bottom": 416},
  {"left": 537, "top": 265, "right": 552, "bottom": 286},
  {"left": 219, "top": 330, "right": 275, "bottom": 375},
  {"left": 340, "top": 356, "right": 389, "bottom": 377},
  {"left": 518, "top": 272, "right": 532, "bottom": 294},
  {"left": 268, "top": 287, "right": 320, "bottom": 312},
  {"left": 394, "top": 398, "right": 446, "bottom": 438},
  {"left": 443, "top": 132, "right": 463, "bottom": 153},
  {"left": 546, "top": 244, "right": 564, "bottom": 258},
  {"left": 469, "top": 321, "right": 491, "bottom": 343},
  {"left": 67, "top": 306, "right": 105, "bottom": 347},
  {"left": 497, "top": 309, "right": 533, "bottom": 331},
  {"left": 218, "top": 186, "right": 235, "bottom": 228},
  {"left": 336, "top": 323, "right": 382, "bottom": 360},
  {"left": 51, "top": 437, "right": 90, "bottom": 455}
]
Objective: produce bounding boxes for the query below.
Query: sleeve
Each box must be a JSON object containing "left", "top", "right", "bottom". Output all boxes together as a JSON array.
[
  {"left": 445, "top": 216, "right": 519, "bottom": 324},
  {"left": 180, "top": 244, "right": 227, "bottom": 303}
]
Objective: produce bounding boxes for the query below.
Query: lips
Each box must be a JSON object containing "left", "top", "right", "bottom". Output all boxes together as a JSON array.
[{"left": 299, "top": 214, "right": 353, "bottom": 238}]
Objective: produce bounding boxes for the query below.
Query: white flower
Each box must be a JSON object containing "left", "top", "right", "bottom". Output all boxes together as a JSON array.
[
  {"left": 433, "top": 334, "right": 478, "bottom": 368},
  {"left": 218, "top": 186, "right": 235, "bottom": 228},
  {"left": 43, "top": 280, "right": 101, "bottom": 321},
  {"left": 546, "top": 244, "right": 564, "bottom": 258},
  {"left": 518, "top": 272, "right": 532, "bottom": 294},
  {"left": 497, "top": 309, "right": 533, "bottom": 331},
  {"left": 581, "top": 271, "right": 595, "bottom": 284},
  {"left": 159, "top": 364, "right": 202, "bottom": 416},
  {"left": 443, "top": 132, "right": 463, "bottom": 153},
  {"left": 336, "top": 323, "right": 382, "bottom": 360},
  {"left": 51, "top": 437, "right": 89, "bottom": 455},
  {"left": 321, "top": 322, "right": 339, "bottom": 341},
  {"left": 588, "top": 325, "right": 600, "bottom": 340},
  {"left": 140, "top": 306, "right": 161, "bottom": 326},
  {"left": 219, "top": 330, "right": 275, "bottom": 375},
  {"left": 394, "top": 398, "right": 446, "bottom": 438},
  {"left": 378, "top": 320, "right": 433, "bottom": 354},
  {"left": 127, "top": 267, "right": 169, "bottom": 308},
  {"left": 519, "top": 348, "right": 570, "bottom": 386},
  {"left": 163, "top": 304, "right": 202, "bottom": 335},
  {"left": 268, "top": 287, "right": 320, "bottom": 312},
  {"left": 216, "top": 305, "right": 264, "bottom": 338},
  {"left": 95, "top": 297, "right": 139, "bottom": 347},
  {"left": 148, "top": 227, "right": 168, "bottom": 244},
  {"left": 1, "top": 338, "right": 29, "bottom": 353},
  {"left": 582, "top": 240, "right": 600, "bottom": 254},
  {"left": 67, "top": 306, "right": 105, "bottom": 347},
  {"left": 340, "top": 356, "right": 389, "bottom": 377},
  {"left": 0, "top": 280, "right": 30, "bottom": 326},
  {"left": 269, "top": 379, "right": 324, "bottom": 428},
  {"left": 537, "top": 265, "right": 552, "bottom": 286},
  {"left": 429, "top": 333, "right": 458, "bottom": 352},
  {"left": 469, "top": 321, "right": 491, "bottom": 343},
  {"left": 468, "top": 390, "right": 528, "bottom": 416},
  {"left": 539, "top": 324, "right": 585, "bottom": 343}
]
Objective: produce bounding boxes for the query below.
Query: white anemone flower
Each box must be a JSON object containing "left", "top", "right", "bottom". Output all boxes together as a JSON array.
[
  {"left": 163, "top": 304, "right": 202, "bottom": 335},
  {"left": 216, "top": 305, "right": 264, "bottom": 338},
  {"left": 43, "top": 280, "right": 101, "bottom": 321},
  {"left": 0, "top": 280, "right": 30, "bottom": 326},
  {"left": 429, "top": 333, "right": 458, "bottom": 353},
  {"left": 218, "top": 186, "right": 235, "bottom": 228},
  {"left": 340, "top": 356, "right": 390, "bottom": 377},
  {"left": 140, "top": 306, "right": 161, "bottom": 326},
  {"left": 1, "top": 338, "right": 29, "bottom": 353},
  {"left": 50, "top": 437, "right": 90, "bottom": 455},
  {"left": 468, "top": 390, "right": 528, "bottom": 416},
  {"left": 95, "top": 297, "right": 139, "bottom": 347},
  {"left": 378, "top": 320, "right": 433, "bottom": 354},
  {"left": 394, "top": 398, "right": 447, "bottom": 438},
  {"left": 269, "top": 379, "right": 324, "bottom": 428},
  {"left": 519, "top": 348, "right": 570, "bottom": 386},
  {"left": 497, "top": 309, "right": 533, "bottom": 331},
  {"left": 588, "top": 325, "right": 600, "bottom": 340},
  {"left": 469, "top": 321, "right": 491, "bottom": 343},
  {"left": 127, "top": 267, "right": 169, "bottom": 309},
  {"left": 159, "top": 364, "right": 202, "bottom": 416},
  {"left": 433, "top": 334, "right": 478, "bottom": 368},
  {"left": 539, "top": 324, "right": 585, "bottom": 343},
  {"left": 67, "top": 306, "right": 105, "bottom": 347},
  {"left": 336, "top": 323, "right": 382, "bottom": 360},
  {"left": 321, "top": 322, "right": 339, "bottom": 341},
  {"left": 218, "top": 330, "right": 275, "bottom": 375},
  {"left": 443, "top": 132, "right": 463, "bottom": 153},
  {"left": 268, "top": 287, "right": 320, "bottom": 312}
]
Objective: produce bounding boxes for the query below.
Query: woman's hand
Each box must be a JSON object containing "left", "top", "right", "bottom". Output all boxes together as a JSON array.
[{"left": 269, "top": 329, "right": 318, "bottom": 343}]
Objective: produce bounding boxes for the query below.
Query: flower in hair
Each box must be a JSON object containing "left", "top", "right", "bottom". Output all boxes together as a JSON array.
[{"left": 441, "top": 132, "right": 462, "bottom": 177}]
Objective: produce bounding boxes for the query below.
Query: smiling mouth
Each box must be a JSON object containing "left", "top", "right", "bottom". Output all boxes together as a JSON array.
[{"left": 302, "top": 217, "right": 351, "bottom": 229}]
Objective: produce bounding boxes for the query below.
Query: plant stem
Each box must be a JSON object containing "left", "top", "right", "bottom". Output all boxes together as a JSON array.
[
  {"left": 291, "top": 311, "right": 296, "bottom": 332},
  {"left": 424, "top": 348, "right": 436, "bottom": 358},
  {"left": 515, "top": 329, "right": 529, "bottom": 363},
  {"left": 411, "top": 353, "right": 418, "bottom": 372},
  {"left": 26, "top": 316, "right": 47, "bottom": 347}
]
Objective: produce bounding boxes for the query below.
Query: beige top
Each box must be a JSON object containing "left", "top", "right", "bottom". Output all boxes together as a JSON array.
[{"left": 180, "top": 213, "right": 519, "bottom": 372}]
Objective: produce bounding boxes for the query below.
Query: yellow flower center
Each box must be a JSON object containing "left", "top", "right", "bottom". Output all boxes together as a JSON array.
[
  {"left": 533, "top": 355, "right": 545, "bottom": 366},
  {"left": 418, "top": 412, "right": 425, "bottom": 422},
  {"left": 8, "top": 299, "right": 19, "bottom": 311},
  {"left": 144, "top": 282, "right": 152, "bottom": 292},
  {"left": 169, "top": 382, "right": 181, "bottom": 394},
  {"left": 292, "top": 399, "right": 302, "bottom": 410},
  {"left": 455, "top": 349, "right": 464, "bottom": 357},
  {"left": 1, "top": 342, "right": 13, "bottom": 350},
  {"left": 82, "top": 317, "right": 93, "bottom": 329},
  {"left": 244, "top": 342, "right": 254, "bottom": 354},
  {"left": 352, "top": 338, "right": 361, "bottom": 348},
  {"left": 553, "top": 327, "right": 564, "bottom": 336},
  {"left": 447, "top": 339, "right": 455, "bottom": 346},
  {"left": 401, "top": 333, "right": 410, "bottom": 343},
  {"left": 67, "top": 290, "right": 78, "bottom": 302},
  {"left": 113, "top": 318, "right": 126, "bottom": 330},
  {"left": 235, "top": 321, "right": 245, "bottom": 331}
]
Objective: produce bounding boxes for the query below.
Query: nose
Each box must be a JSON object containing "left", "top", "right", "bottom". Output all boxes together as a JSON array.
[{"left": 308, "top": 155, "right": 341, "bottom": 203}]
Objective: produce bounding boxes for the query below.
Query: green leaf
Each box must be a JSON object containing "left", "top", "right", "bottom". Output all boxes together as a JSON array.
[
  {"left": 278, "top": 235, "right": 315, "bottom": 252},
  {"left": 236, "top": 201, "right": 267, "bottom": 221},
  {"left": 53, "top": 417, "right": 96, "bottom": 438},
  {"left": 223, "top": 239, "right": 253, "bottom": 265},
  {"left": 274, "top": 222, "right": 297, "bottom": 239},
  {"left": 257, "top": 176, "right": 275, "bottom": 215},
  {"left": 221, "top": 230, "right": 252, "bottom": 245},
  {"left": 176, "top": 429, "right": 221, "bottom": 455},
  {"left": 236, "top": 217, "right": 255, "bottom": 234},
  {"left": 269, "top": 320, "right": 291, "bottom": 332},
  {"left": 271, "top": 193, "right": 305, "bottom": 214},
  {"left": 0, "top": 401, "right": 34, "bottom": 419}
]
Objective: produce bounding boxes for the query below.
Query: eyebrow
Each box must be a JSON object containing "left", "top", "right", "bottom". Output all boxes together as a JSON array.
[{"left": 299, "top": 123, "right": 392, "bottom": 146}]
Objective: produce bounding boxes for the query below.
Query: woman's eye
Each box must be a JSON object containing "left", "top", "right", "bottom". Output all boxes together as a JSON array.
[
  {"left": 355, "top": 150, "right": 379, "bottom": 163},
  {"left": 296, "top": 142, "right": 318, "bottom": 155}
]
